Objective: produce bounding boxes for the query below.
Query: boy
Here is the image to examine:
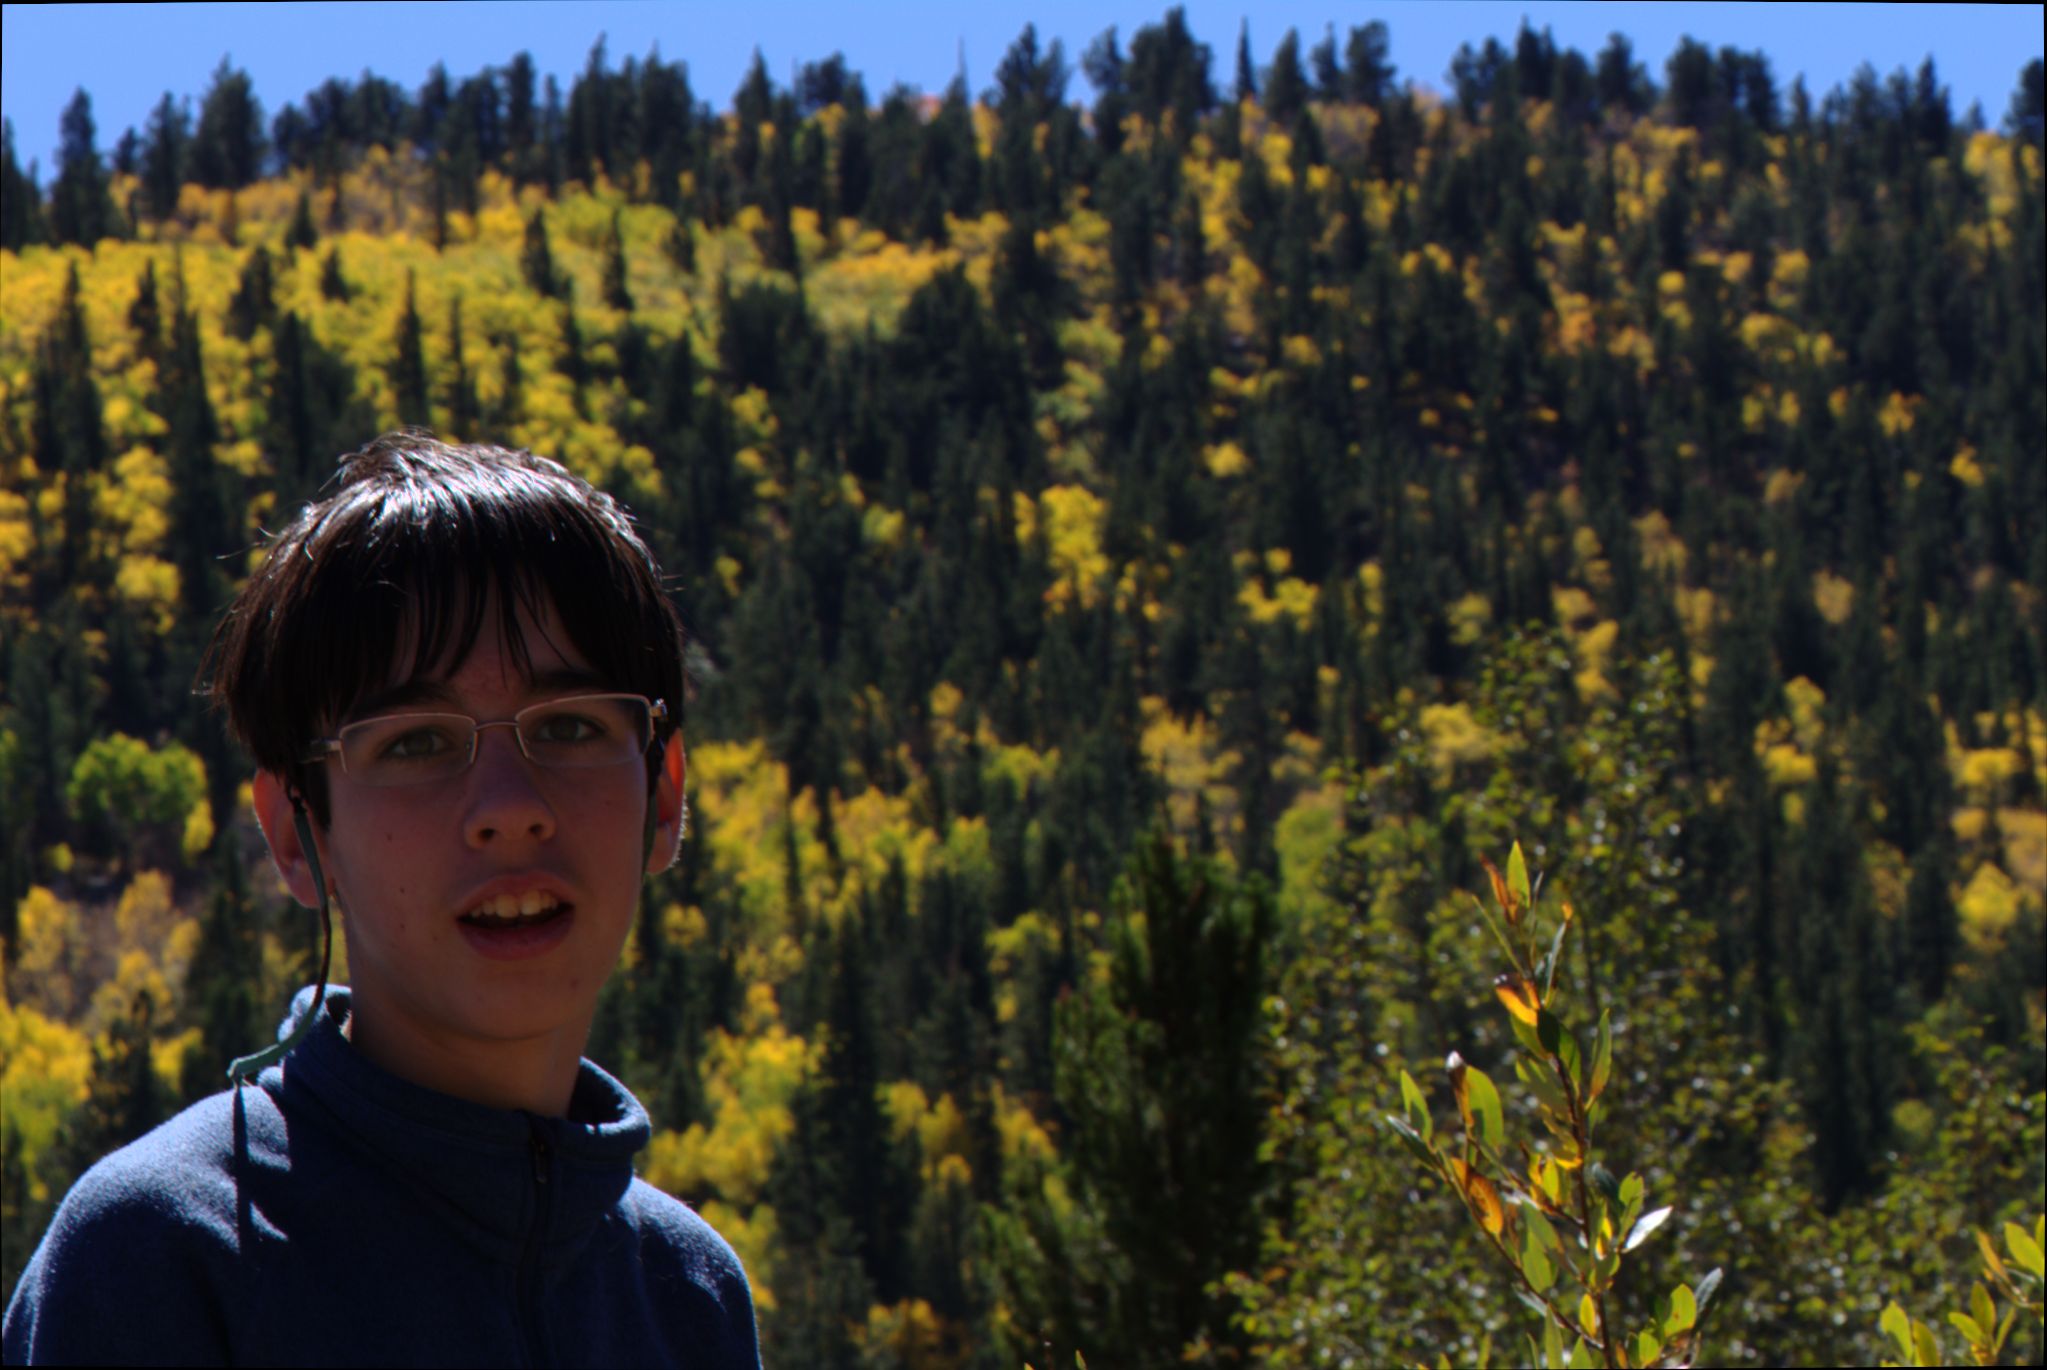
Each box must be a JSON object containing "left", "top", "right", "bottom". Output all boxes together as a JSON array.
[{"left": 3, "top": 433, "right": 761, "bottom": 1367}]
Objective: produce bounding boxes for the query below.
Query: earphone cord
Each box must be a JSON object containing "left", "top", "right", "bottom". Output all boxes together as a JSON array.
[{"left": 225, "top": 796, "right": 332, "bottom": 1085}]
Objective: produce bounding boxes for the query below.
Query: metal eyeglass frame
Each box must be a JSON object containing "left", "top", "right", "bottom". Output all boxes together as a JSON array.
[{"left": 298, "top": 693, "right": 668, "bottom": 781}]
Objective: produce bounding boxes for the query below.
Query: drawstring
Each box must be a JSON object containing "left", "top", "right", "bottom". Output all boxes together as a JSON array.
[{"left": 225, "top": 795, "right": 332, "bottom": 1084}]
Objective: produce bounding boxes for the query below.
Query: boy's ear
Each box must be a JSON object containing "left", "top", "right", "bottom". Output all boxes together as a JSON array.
[
  {"left": 252, "top": 770, "right": 327, "bottom": 910},
  {"left": 644, "top": 733, "right": 688, "bottom": 876}
]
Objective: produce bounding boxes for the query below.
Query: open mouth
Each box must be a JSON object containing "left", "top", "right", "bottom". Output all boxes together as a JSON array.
[
  {"left": 458, "top": 891, "right": 572, "bottom": 929},
  {"left": 456, "top": 891, "right": 576, "bottom": 957}
]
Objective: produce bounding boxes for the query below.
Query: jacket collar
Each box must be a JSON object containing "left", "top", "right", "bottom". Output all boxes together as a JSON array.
[{"left": 259, "top": 985, "right": 650, "bottom": 1266}]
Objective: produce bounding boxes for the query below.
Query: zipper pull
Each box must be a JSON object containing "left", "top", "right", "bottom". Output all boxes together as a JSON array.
[{"left": 530, "top": 1131, "right": 551, "bottom": 1186}]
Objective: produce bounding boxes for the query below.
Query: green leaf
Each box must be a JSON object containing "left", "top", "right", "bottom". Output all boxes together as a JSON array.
[
  {"left": 1879, "top": 1303, "right": 1912, "bottom": 1363},
  {"left": 1385, "top": 1114, "right": 1436, "bottom": 1168},
  {"left": 1590, "top": 1162, "right": 1622, "bottom": 1206},
  {"left": 1910, "top": 1321, "right": 1939, "bottom": 1367},
  {"left": 1537, "top": 1007, "right": 1563, "bottom": 1057},
  {"left": 1947, "top": 1311, "right": 1983, "bottom": 1346},
  {"left": 2005, "top": 1221, "right": 2045, "bottom": 1278},
  {"left": 1472, "top": 893, "right": 1523, "bottom": 973},
  {"left": 1664, "top": 1282, "right": 1696, "bottom": 1337},
  {"left": 1524, "top": 1228, "right": 1555, "bottom": 1293},
  {"left": 1590, "top": 1009, "right": 1613, "bottom": 1101},
  {"left": 1542, "top": 1312, "right": 1565, "bottom": 1370},
  {"left": 1624, "top": 1205, "right": 1672, "bottom": 1252},
  {"left": 1634, "top": 1330, "right": 1662, "bottom": 1366},
  {"left": 1519, "top": 1200, "right": 1562, "bottom": 1251},
  {"left": 1510, "top": 1011, "right": 1547, "bottom": 1060},
  {"left": 1516, "top": 1054, "right": 1571, "bottom": 1116},
  {"left": 1969, "top": 1283, "right": 1995, "bottom": 1346},
  {"left": 1994, "top": 1305, "right": 2017, "bottom": 1353},
  {"left": 1541, "top": 917, "right": 1571, "bottom": 996},
  {"left": 1558, "top": 1030, "right": 1583, "bottom": 1096},
  {"left": 1508, "top": 841, "right": 1531, "bottom": 911},
  {"left": 1468, "top": 1065, "right": 1505, "bottom": 1153},
  {"left": 1565, "top": 1334, "right": 1595, "bottom": 1370},
  {"left": 1400, "top": 1068, "right": 1433, "bottom": 1140},
  {"left": 1619, "top": 1173, "right": 1644, "bottom": 1211}
]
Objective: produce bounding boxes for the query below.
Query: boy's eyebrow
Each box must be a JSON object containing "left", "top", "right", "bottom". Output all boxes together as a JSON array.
[{"left": 346, "top": 666, "right": 614, "bottom": 722}]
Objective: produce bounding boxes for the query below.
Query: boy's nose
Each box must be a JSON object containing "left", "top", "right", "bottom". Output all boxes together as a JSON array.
[{"left": 463, "top": 722, "right": 557, "bottom": 845}]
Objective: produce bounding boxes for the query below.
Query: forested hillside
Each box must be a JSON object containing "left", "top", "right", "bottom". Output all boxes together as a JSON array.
[{"left": 2, "top": 11, "right": 2043, "bottom": 1365}]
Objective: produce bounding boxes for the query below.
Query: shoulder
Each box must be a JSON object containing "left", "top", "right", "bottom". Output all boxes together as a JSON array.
[
  {"left": 613, "top": 1179, "right": 761, "bottom": 1358},
  {"left": 618, "top": 1177, "right": 752, "bottom": 1286},
  {"left": 3, "top": 1089, "right": 266, "bottom": 1362},
  {"left": 45, "top": 1089, "right": 254, "bottom": 1250}
]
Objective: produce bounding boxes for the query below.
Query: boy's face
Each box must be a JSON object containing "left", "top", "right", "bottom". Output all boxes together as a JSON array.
[{"left": 253, "top": 590, "right": 685, "bottom": 1094}]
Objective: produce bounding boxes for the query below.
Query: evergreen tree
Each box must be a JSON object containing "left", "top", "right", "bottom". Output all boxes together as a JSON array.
[
  {"left": 1263, "top": 30, "right": 1311, "bottom": 126},
  {"left": 191, "top": 57, "right": 266, "bottom": 189},
  {"left": 390, "top": 268, "right": 430, "bottom": 428},
  {"left": 444, "top": 294, "right": 478, "bottom": 439},
  {"left": 1, "top": 118, "right": 47, "bottom": 251},
  {"left": 1343, "top": 20, "right": 1397, "bottom": 107},
  {"left": 59, "top": 987, "right": 169, "bottom": 1176},
  {"left": 225, "top": 244, "right": 277, "bottom": 341},
  {"left": 1233, "top": 20, "right": 1258, "bottom": 102},
  {"left": 1004, "top": 833, "right": 1275, "bottom": 1364},
  {"left": 522, "top": 205, "right": 562, "bottom": 298},
  {"left": 163, "top": 265, "right": 232, "bottom": 617},
  {"left": 316, "top": 244, "right": 353, "bottom": 302},
  {"left": 139, "top": 92, "right": 191, "bottom": 223},
  {"left": 285, "top": 187, "right": 318, "bottom": 250},
  {"left": 602, "top": 209, "right": 634, "bottom": 311},
  {"left": 178, "top": 848, "right": 268, "bottom": 1104},
  {"left": 49, "top": 89, "right": 120, "bottom": 246},
  {"left": 32, "top": 263, "right": 111, "bottom": 594}
]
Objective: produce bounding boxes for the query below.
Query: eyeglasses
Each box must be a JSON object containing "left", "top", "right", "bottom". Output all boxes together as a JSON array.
[{"left": 302, "top": 693, "right": 667, "bottom": 787}]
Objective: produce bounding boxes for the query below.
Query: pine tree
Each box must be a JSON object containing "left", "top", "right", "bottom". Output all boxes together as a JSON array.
[
  {"left": 191, "top": 57, "right": 266, "bottom": 189},
  {"left": 225, "top": 244, "right": 277, "bottom": 341},
  {"left": 1011, "top": 832, "right": 1275, "bottom": 1363},
  {"left": 602, "top": 209, "right": 634, "bottom": 311},
  {"left": 390, "top": 268, "right": 430, "bottom": 428},
  {"left": 139, "top": 92, "right": 191, "bottom": 223},
  {"left": 444, "top": 294, "right": 478, "bottom": 440},
  {"left": 318, "top": 244, "right": 352, "bottom": 302},
  {"left": 1, "top": 117, "right": 47, "bottom": 251},
  {"left": 178, "top": 848, "right": 268, "bottom": 1104},
  {"left": 1262, "top": 30, "right": 1310, "bottom": 126},
  {"left": 522, "top": 205, "right": 562, "bottom": 297},
  {"left": 163, "top": 264, "right": 232, "bottom": 618},
  {"left": 60, "top": 987, "right": 169, "bottom": 1176},
  {"left": 48, "top": 89, "right": 120, "bottom": 246}
]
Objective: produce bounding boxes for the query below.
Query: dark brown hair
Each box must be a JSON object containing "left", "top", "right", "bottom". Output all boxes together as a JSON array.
[{"left": 203, "top": 432, "right": 687, "bottom": 827}]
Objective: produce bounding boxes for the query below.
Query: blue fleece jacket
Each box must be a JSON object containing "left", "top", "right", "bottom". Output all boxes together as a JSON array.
[{"left": 2, "top": 986, "right": 760, "bottom": 1368}]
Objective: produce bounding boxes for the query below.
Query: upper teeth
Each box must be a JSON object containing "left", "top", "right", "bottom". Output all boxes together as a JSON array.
[{"left": 472, "top": 891, "right": 561, "bottom": 918}]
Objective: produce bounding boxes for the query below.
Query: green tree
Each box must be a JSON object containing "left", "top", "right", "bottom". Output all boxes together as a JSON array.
[
  {"left": 48, "top": 89, "right": 120, "bottom": 246},
  {"left": 991, "top": 831, "right": 1274, "bottom": 1366},
  {"left": 191, "top": 57, "right": 266, "bottom": 189}
]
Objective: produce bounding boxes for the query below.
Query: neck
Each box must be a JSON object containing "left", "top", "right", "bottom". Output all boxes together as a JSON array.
[{"left": 341, "top": 986, "right": 590, "bottom": 1118}]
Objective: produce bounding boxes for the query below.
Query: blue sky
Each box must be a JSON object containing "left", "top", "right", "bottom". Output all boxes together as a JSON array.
[{"left": 3, "top": 2, "right": 2041, "bottom": 174}]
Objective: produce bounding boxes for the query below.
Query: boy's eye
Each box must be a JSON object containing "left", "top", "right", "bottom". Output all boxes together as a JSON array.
[
  {"left": 527, "top": 708, "right": 612, "bottom": 745},
  {"left": 379, "top": 725, "right": 460, "bottom": 761}
]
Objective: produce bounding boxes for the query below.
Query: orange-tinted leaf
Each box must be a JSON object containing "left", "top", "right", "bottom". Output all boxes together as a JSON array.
[
  {"left": 1459, "top": 1162, "right": 1505, "bottom": 1236},
  {"left": 1483, "top": 856, "right": 1517, "bottom": 925},
  {"left": 1495, "top": 974, "right": 1541, "bottom": 1026}
]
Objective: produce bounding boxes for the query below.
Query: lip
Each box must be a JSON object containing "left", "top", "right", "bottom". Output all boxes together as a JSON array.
[
  {"left": 457, "top": 906, "right": 576, "bottom": 961},
  {"left": 454, "top": 872, "right": 576, "bottom": 920}
]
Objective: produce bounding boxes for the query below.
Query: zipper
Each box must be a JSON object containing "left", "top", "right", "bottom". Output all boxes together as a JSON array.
[{"left": 518, "top": 1125, "right": 553, "bottom": 1366}]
